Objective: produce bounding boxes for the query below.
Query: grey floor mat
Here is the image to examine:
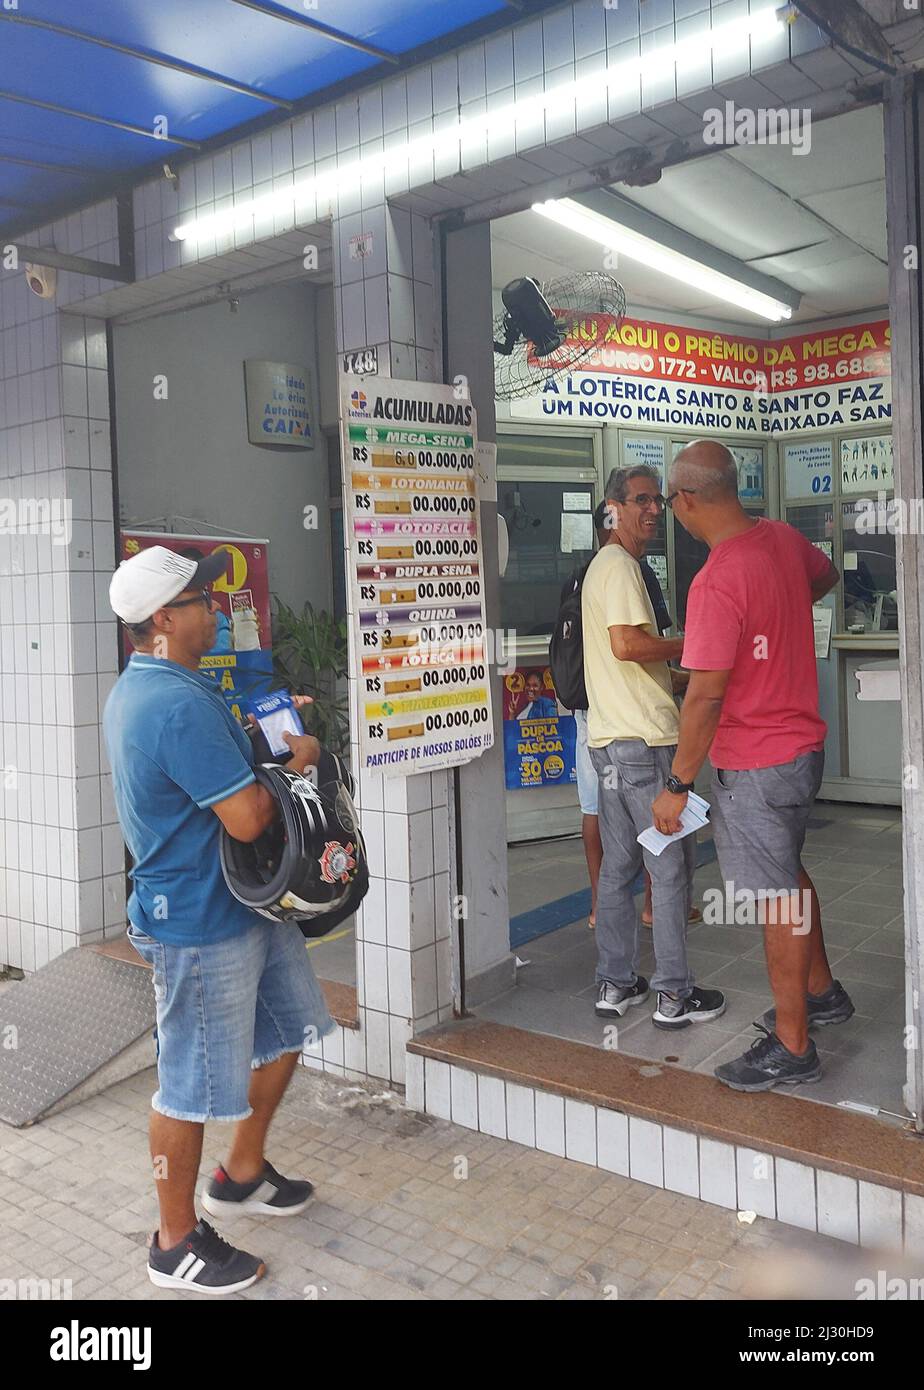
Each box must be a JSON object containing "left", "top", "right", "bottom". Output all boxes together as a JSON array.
[{"left": 0, "top": 948, "right": 155, "bottom": 1127}]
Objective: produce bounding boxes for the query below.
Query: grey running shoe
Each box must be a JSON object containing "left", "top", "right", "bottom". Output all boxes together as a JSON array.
[
  {"left": 758, "top": 979, "right": 855, "bottom": 1033},
  {"left": 595, "top": 976, "right": 650, "bottom": 1018},
  {"left": 715, "top": 1026, "right": 822, "bottom": 1092},
  {"left": 202, "top": 1161, "right": 314, "bottom": 1218},
  {"left": 147, "top": 1219, "right": 265, "bottom": 1295},
  {"left": 653, "top": 986, "right": 726, "bottom": 1029}
]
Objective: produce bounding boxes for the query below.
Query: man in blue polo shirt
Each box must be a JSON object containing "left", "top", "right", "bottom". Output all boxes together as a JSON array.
[{"left": 105, "top": 545, "right": 333, "bottom": 1295}]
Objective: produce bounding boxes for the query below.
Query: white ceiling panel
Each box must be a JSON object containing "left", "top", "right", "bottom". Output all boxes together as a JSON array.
[
  {"left": 800, "top": 182, "right": 888, "bottom": 260},
  {"left": 726, "top": 105, "right": 884, "bottom": 198},
  {"left": 614, "top": 157, "right": 832, "bottom": 260},
  {"left": 490, "top": 105, "right": 888, "bottom": 326}
]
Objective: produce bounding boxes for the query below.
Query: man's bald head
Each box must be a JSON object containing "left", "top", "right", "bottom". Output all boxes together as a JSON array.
[{"left": 672, "top": 441, "right": 739, "bottom": 503}]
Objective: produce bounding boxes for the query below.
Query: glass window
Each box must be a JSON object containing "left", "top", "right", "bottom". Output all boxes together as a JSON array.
[
  {"left": 785, "top": 504, "right": 834, "bottom": 559},
  {"left": 842, "top": 500, "right": 898, "bottom": 633},
  {"left": 497, "top": 433, "right": 597, "bottom": 637},
  {"left": 497, "top": 433, "right": 596, "bottom": 470},
  {"left": 499, "top": 478, "right": 596, "bottom": 635}
]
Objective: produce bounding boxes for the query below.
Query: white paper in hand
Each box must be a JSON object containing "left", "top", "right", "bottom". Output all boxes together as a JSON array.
[{"left": 637, "top": 793, "right": 710, "bottom": 857}]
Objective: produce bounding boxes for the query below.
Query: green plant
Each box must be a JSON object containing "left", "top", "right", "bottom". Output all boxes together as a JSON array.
[{"left": 270, "top": 597, "right": 350, "bottom": 754}]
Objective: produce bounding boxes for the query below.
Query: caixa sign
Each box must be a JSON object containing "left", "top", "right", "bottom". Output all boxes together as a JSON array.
[{"left": 244, "top": 359, "right": 314, "bottom": 449}]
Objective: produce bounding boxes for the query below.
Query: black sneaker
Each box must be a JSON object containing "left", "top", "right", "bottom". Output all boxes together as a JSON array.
[
  {"left": 652, "top": 986, "right": 727, "bottom": 1029},
  {"left": 147, "top": 1219, "right": 265, "bottom": 1295},
  {"left": 758, "top": 979, "right": 855, "bottom": 1033},
  {"left": 595, "top": 976, "right": 650, "bottom": 1018},
  {"left": 202, "top": 1161, "right": 314, "bottom": 1218},
  {"left": 714, "top": 1025, "right": 822, "bottom": 1092}
]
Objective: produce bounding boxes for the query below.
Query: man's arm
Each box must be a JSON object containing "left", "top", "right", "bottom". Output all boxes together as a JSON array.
[
  {"left": 651, "top": 667, "right": 731, "bottom": 834},
  {"left": 811, "top": 560, "right": 840, "bottom": 604},
  {"left": 609, "top": 625, "right": 684, "bottom": 664},
  {"left": 212, "top": 782, "right": 278, "bottom": 842},
  {"left": 212, "top": 731, "right": 321, "bottom": 843}
]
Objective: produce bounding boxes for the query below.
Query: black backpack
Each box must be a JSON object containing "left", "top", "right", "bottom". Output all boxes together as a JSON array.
[{"left": 548, "top": 561, "right": 591, "bottom": 712}]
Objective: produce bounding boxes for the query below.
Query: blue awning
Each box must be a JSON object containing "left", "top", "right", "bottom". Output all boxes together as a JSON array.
[{"left": 1, "top": 0, "right": 535, "bottom": 238}]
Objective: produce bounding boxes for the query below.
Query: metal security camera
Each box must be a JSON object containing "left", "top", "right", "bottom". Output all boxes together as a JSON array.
[{"left": 24, "top": 263, "right": 57, "bottom": 299}]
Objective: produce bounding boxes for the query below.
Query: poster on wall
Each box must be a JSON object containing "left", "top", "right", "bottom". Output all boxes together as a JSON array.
[
  {"left": 784, "top": 440, "right": 834, "bottom": 498},
  {"left": 339, "top": 374, "right": 494, "bottom": 777},
  {"left": 729, "top": 446, "right": 764, "bottom": 499},
  {"left": 502, "top": 665, "right": 576, "bottom": 791},
  {"left": 244, "top": 359, "right": 314, "bottom": 448},
  {"left": 841, "top": 434, "right": 893, "bottom": 492},
  {"left": 120, "top": 531, "right": 274, "bottom": 723},
  {"left": 510, "top": 316, "right": 891, "bottom": 437}
]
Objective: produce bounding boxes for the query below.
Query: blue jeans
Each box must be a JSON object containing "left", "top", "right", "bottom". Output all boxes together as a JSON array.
[{"left": 127, "top": 920, "right": 334, "bottom": 1122}]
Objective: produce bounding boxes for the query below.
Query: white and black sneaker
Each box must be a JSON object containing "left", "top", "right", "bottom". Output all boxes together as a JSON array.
[
  {"left": 147, "top": 1219, "right": 265, "bottom": 1295},
  {"left": 595, "top": 975, "right": 650, "bottom": 1018},
  {"left": 202, "top": 1161, "right": 314, "bottom": 1218},
  {"left": 652, "top": 986, "right": 726, "bottom": 1030}
]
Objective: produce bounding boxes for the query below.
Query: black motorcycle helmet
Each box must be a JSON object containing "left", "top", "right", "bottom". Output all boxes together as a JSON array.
[{"left": 220, "top": 750, "right": 368, "bottom": 937}]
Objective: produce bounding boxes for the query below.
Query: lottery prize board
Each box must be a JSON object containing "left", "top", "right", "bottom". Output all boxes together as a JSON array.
[{"left": 339, "top": 374, "right": 495, "bottom": 777}]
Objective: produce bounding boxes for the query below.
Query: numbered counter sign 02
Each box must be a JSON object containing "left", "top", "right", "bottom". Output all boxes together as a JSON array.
[{"left": 784, "top": 439, "right": 833, "bottom": 499}]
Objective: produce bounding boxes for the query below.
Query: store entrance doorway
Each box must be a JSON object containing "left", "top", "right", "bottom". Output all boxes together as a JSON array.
[{"left": 463, "top": 101, "right": 910, "bottom": 1128}]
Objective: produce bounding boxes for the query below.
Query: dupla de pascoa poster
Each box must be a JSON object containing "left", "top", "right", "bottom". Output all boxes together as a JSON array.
[
  {"left": 120, "top": 531, "right": 274, "bottom": 723},
  {"left": 502, "top": 664, "right": 576, "bottom": 791}
]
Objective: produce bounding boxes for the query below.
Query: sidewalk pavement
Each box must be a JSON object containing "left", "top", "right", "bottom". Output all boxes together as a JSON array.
[{"left": 0, "top": 1057, "right": 848, "bottom": 1302}]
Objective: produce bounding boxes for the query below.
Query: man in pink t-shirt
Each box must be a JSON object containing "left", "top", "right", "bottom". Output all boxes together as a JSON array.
[{"left": 651, "top": 441, "right": 853, "bottom": 1093}]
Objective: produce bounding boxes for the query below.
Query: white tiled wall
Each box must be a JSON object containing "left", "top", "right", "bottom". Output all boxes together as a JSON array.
[
  {"left": 405, "top": 1059, "right": 921, "bottom": 1254},
  {"left": 328, "top": 195, "right": 459, "bottom": 1085},
  {"left": 0, "top": 219, "right": 124, "bottom": 970}
]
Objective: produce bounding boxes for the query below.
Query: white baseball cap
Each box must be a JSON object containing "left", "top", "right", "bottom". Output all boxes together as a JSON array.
[{"left": 109, "top": 545, "right": 228, "bottom": 625}]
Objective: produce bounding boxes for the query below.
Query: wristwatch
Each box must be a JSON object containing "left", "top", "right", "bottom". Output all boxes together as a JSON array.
[{"left": 665, "top": 774, "right": 695, "bottom": 794}]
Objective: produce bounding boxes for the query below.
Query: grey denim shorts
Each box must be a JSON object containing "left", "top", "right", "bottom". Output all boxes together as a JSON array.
[{"left": 709, "top": 748, "right": 824, "bottom": 898}]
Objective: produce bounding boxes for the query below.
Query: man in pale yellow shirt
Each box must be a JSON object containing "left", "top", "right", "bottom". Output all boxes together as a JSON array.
[{"left": 583, "top": 465, "right": 726, "bottom": 1030}]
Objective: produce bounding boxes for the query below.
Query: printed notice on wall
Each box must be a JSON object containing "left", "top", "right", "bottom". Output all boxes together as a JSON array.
[
  {"left": 813, "top": 605, "right": 833, "bottom": 660},
  {"left": 339, "top": 374, "right": 494, "bottom": 777},
  {"left": 624, "top": 436, "right": 666, "bottom": 486}
]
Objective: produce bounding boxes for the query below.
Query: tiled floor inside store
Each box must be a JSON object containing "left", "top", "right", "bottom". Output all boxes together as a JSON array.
[{"left": 487, "top": 803, "right": 907, "bottom": 1120}]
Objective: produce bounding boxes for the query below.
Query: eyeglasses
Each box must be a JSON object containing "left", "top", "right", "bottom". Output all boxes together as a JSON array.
[
  {"left": 628, "top": 493, "right": 666, "bottom": 510},
  {"left": 164, "top": 587, "right": 214, "bottom": 612},
  {"left": 664, "top": 489, "right": 698, "bottom": 510}
]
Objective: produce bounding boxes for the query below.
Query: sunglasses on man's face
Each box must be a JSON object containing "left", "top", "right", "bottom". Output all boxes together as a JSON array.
[{"left": 164, "top": 587, "right": 214, "bottom": 612}]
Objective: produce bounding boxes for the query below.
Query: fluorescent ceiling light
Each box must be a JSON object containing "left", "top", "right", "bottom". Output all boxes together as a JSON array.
[
  {"left": 531, "top": 197, "right": 794, "bottom": 322},
  {"left": 172, "top": 5, "right": 785, "bottom": 244}
]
